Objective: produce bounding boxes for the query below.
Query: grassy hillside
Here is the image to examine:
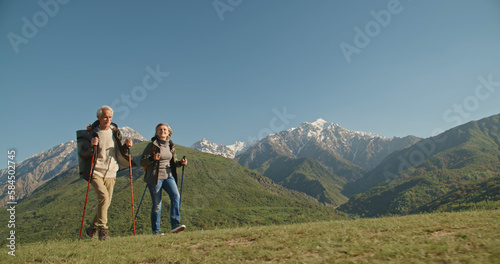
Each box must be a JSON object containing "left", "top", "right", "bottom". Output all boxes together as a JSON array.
[
  {"left": 340, "top": 114, "right": 500, "bottom": 216},
  {"left": 0, "top": 143, "right": 340, "bottom": 245},
  {"left": 418, "top": 175, "right": 500, "bottom": 213},
  {"left": 1, "top": 209, "right": 498, "bottom": 263},
  {"left": 344, "top": 114, "right": 500, "bottom": 197},
  {"left": 257, "top": 156, "right": 348, "bottom": 205},
  {"left": 238, "top": 144, "right": 365, "bottom": 206}
]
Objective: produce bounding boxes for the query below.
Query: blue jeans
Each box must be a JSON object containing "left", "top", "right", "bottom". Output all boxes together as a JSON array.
[{"left": 148, "top": 176, "right": 181, "bottom": 234}]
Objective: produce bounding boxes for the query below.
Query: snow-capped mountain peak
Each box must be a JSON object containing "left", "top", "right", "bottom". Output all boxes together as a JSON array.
[
  {"left": 191, "top": 138, "right": 250, "bottom": 159},
  {"left": 300, "top": 118, "right": 386, "bottom": 140},
  {"left": 310, "top": 118, "right": 328, "bottom": 129},
  {"left": 121, "top": 126, "right": 147, "bottom": 142},
  {"left": 192, "top": 118, "right": 420, "bottom": 171}
]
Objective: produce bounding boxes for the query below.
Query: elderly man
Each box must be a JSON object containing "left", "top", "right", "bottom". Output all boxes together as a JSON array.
[{"left": 79, "top": 105, "right": 136, "bottom": 240}]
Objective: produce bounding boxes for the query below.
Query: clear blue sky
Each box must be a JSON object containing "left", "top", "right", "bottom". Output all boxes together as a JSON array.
[{"left": 1, "top": 0, "right": 500, "bottom": 164}]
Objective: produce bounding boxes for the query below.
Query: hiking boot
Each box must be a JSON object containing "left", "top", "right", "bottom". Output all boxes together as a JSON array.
[
  {"left": 170, "top": 225, "right": 186, "bottom": 233},
  {"left": 86, "top": 225, "right": 98, "bottom": 239},
  {"left": 99, "top": 228, "right": 110, "bottom": 240}
]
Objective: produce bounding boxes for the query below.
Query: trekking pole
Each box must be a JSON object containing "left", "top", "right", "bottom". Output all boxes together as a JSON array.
[
  {"left": 179, "top": 156, "right": 186, "bottom": 211},
  {"left": 134, "top": 159, "right": 157, "bottom": 223},
  {"left": 128, "top": 148, "right": 136, "bottom": 235},
  {"left": 79, "top": 145, "right": 96, "bottom": 240}
]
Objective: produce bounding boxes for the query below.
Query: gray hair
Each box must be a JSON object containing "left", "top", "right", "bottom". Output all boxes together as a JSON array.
[{"left": 97, "top": 105, "right": 114, "bottom": 118}]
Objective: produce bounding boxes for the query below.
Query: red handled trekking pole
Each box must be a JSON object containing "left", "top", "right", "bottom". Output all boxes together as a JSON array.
[
  {"left": 128, "top": 148, "right": 136, "bottom": 235},
  {"left": 179, "top": 156, "right": 186, "bottom": 211},
  {"left": 79, "top": 145, "right": 96, "bottom": 240}
]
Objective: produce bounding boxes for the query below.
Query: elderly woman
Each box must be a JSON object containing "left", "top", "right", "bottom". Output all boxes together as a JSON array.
[{"left": 140, "top": 123, "right": 187, "bottom": 234}]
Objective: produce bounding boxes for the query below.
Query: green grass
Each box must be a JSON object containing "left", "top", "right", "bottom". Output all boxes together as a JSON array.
[{"left": 2, "top": 209, "right": 498, "bottom": 263}]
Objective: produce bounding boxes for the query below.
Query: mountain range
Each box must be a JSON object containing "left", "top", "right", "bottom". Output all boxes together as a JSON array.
[
  {"left": 192, "top": 119, "right": 420, "bottom": 171},
  {"left": 193, "top": 119, "right": 421, "bottom": 205},
  {"left": 191, "top": 116, "right": 499, "bottom": 211}
]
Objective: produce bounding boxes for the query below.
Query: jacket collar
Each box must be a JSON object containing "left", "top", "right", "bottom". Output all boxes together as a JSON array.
[
  {"left": 91, "top": 120, "right": 118, "bottom": 132},
  {"left": 151, "top": 136, "right": 174, "bottom": 149}
]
